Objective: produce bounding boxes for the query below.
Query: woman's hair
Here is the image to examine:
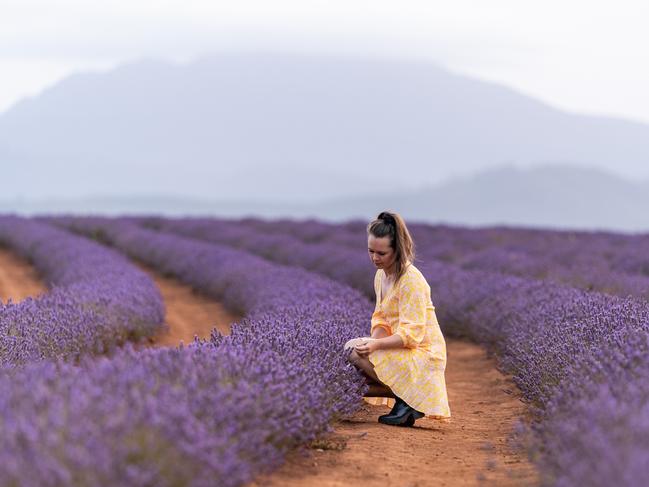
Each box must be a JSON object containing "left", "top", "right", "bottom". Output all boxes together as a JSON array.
[{"left": 367, "top": 210, "right": 415, "bottom": 281}]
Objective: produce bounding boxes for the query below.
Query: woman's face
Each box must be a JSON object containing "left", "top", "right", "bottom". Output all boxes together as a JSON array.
[{"left": 368, "top": 234, "right": 396, "bottom": 271}]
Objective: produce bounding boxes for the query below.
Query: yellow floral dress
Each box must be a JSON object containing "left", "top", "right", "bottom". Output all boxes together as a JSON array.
[{"left": 368, "top": 264, "right": 451, "bottom": 419}]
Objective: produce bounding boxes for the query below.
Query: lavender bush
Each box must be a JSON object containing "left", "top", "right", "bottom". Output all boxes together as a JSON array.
[
  {"left": 183, "top": 217, "right": 649, "bottom": 299},
  {"left": 140, "top": 217, "right": 375, "bottom": 297},
  {"left": 0, "top": 216, "right": 370, "bottom": 486},
  {"left": 139, "top": 216, "right": 649, "bottom": 487},
  {"left": 0, "top": 341, "right": 355, "bottom": 487},
  {"left": 0, "top": 216, "right": 164, "bottom": 364},
  {"left": 271, "top": 219, "right": 649, "bottom": 299},
  {"left": 4, "top": 214, "right": 645, "bottom": 486}
]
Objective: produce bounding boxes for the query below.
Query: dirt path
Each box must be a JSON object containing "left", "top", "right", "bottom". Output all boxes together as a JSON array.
[
  {"left": 137, "top": 265, "right": 239, "bottom": 346},
  {"left": 251, "top": 340, "right": 538, "bottom": 487},
  {"left": 0, "top": 247, "right": 47, "bottom": 302}
]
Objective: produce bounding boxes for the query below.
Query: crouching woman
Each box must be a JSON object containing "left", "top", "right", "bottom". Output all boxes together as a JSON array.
[{"left": 347, "top": 211, "right": 451, "bottom": 426}]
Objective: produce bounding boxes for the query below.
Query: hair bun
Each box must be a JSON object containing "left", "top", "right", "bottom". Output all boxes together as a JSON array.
[{"left": 378, "top": 211, "right": 396, "bottom": 226}]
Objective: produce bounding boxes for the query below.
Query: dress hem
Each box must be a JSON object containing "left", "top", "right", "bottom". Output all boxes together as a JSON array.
[{"left": 369, "top": 352, "right": 451, "bottom": 418}]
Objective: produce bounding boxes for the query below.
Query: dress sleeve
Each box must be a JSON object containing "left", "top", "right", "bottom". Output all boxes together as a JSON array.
[
  {"left": 395, "top": 271, "right": 428, "bottom": 348},
  {"left": 371, "top": 271, "right": 391, "bottom": 335}
]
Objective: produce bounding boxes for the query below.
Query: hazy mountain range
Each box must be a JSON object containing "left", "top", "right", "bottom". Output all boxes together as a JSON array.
[{"left": 1, "top": 52, "right": 648, "bottom": 230}]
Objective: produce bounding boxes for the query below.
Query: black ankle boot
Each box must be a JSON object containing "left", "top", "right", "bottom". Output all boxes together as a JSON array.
[
  {"left": 378, "top": 398, "right": 424, "bottom": 427},
  {"left": 378, "top": 398, "right": 404, "bottom": 422}
]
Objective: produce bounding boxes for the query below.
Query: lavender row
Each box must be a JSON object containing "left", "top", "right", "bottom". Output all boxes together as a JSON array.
[
  {"left": 425, "top": 261, "right": 649, "bottom": 486},
  {"left": 139, "top": 216, "right": 649, "bottom": 486},
  {"left": 413, "top": 226, "right": 649, "bottom": 300},
  {"left": 176, "top": 217, "right": 649, "bottom": 300},
  {"left": 0, "top": 216, "right": 164, "bottom": 364},
  {"left": 139, "top": 217, "right": 376, "bottom": 298},
  {"left": 220, "top": 216, "right": 649, "bottom": 281},
  {"left": 1, "top": 216, "right": 369, "bottom": 486},
  {"left": 266, "top": 217, "right": 649, "bottom": 298}
]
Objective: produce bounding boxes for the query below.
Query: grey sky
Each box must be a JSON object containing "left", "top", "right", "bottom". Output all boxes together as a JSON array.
[{"left": 2, "top": 0, "right": 649, "bottom": 122}]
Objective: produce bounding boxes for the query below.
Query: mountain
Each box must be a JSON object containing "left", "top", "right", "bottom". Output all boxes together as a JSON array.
[
  {"left": 3, "top": 165, "right": 648, "bottom": 232},
  {"left": 2, "top": 52, "right": 649, "bottom": 203},
  {"left": 311, "top": 164, "right": 649, "bottom": 231}
]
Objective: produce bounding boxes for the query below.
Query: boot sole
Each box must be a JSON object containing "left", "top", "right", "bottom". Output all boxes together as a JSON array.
[{"left": 378, "top": 410, "right": 424, "bottom": 427}]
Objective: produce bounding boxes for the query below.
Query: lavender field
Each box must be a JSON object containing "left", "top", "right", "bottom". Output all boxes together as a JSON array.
[{"left": 1, "top": 214, "right": 648, "bottom": 486}]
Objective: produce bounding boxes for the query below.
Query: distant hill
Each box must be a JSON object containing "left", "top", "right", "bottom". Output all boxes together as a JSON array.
[
  {"left": 2, "top": 52, "right": 649, "bottom": 202},
  {"left": 3, "top": 165, "right": 649, "bottom": 232},
  {"left": 312, "top": 164, "right": 649, "bottom": 231}
]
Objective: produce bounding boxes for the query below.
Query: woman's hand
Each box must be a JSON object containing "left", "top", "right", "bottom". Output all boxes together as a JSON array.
[
  {"left": 356, "top": 334, "right": 406, "bottom": 357},
  {"left": 355, "top": 339, "right": 379, "bottom": 358}
]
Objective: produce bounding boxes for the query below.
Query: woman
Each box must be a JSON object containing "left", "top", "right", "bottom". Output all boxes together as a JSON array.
[{"left": 347, "top": 211, "right": 451, "bottom": 426}]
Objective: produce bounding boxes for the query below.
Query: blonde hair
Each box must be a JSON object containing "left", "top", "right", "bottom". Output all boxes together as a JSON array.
[{"left": 367, "top": 211, "right": 415, "bottom": 281}]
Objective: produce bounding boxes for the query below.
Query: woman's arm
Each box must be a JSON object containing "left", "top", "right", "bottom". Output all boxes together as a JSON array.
[
  {"left": 394, "top": 272, "right": 428, "bottom": 349},
  {"left": 370, "top": 326, "right": 390, "bottom": 339}
]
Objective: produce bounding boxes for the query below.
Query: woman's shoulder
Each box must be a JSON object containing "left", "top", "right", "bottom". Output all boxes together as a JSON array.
[
  {"left": 400, "top": 264, "right": 427, "bottom": 288},
  {"left": 404, "top": 263, "right": 423, "bottom": 278}
]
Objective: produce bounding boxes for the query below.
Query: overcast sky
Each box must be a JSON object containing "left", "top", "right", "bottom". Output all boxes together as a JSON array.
[{"left": 2, "top": 0, "right": 649, "bottom": 123}]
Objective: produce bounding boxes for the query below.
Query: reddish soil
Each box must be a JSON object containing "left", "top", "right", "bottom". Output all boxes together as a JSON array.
[
  {"left": 0, "top": 247, "right": 47, "bottom": 302},
  {"left": 137, "top": 265, "right": 239, "bottom": 346}
]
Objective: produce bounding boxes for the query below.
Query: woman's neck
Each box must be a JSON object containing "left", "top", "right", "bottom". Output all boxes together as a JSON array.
[
  {"left": 385, "top": 260, "right": 410, "bottom": 279},
  {"left": 384, "top": 264, "right": 397, "bottom": 279}
]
